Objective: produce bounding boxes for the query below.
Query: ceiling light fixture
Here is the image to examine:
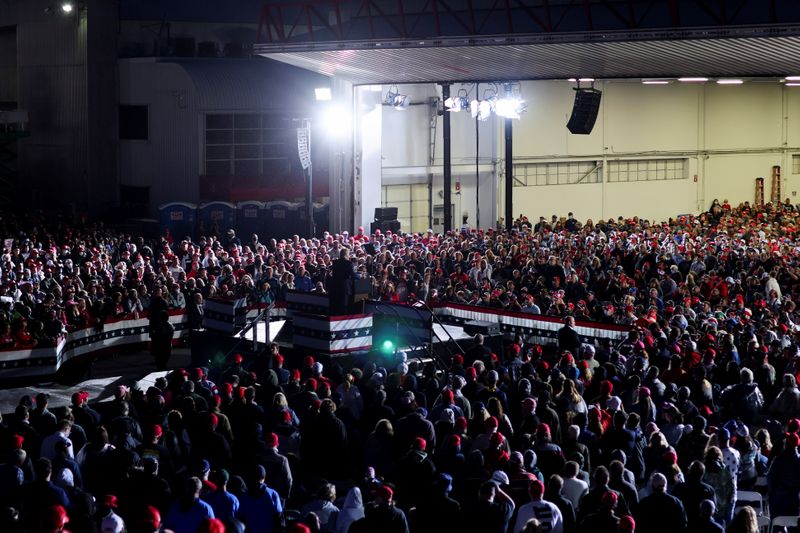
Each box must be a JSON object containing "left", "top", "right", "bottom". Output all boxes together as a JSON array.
[
  {"left": 717, "top": 79, "right": 743, "bottom": 85},
  {"left": 642, "top": 80, "right": 670, "bottom": 85},
  {"left": 61, "top": 2, "right": 73, "bottom": 12},
  {"left": 786, "top": 83, "right": 800, "bottom": 87},
  {"left": 678, "top": 77, "right": 709, "bottom": 82},
  {"left": 785, "top": 76, "right": 800, "bottom": 81}
]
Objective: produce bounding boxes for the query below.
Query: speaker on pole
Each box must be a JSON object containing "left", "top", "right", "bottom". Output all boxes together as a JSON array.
[{"left": 567, "top": 89, "right": 602, "bottom": 135}]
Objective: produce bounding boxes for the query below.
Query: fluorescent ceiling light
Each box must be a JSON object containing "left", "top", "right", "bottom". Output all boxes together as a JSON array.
[
  {"left": 678, "top": 77, "right": 709, "bottom": 82},
  {"left": 578, "top": 78, "right": 595, "bottom": 82},
  {"left": 786, "top": 83, "right": 800, "bottom": 87},
  {"left": 717, "top": 79, "right": 743, "bottom": 85},
  {"left": 785, "top": 76, "right": 800, "bottom": 81},
  {"left": 642, "top": 80, "right": 669, "bottom": 85},
  {"left": 314, "top": 87, "right": 332, "bottom": 101}
]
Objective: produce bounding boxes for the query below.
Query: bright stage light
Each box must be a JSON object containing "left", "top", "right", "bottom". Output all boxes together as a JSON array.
[
  {"left": 61, "top": 2, "right": 73, "bottom": 12},
  {"left": 320, "top": 105, "right": 351, "bottom": 138},
  {"left": 314, "top": 87, "right": 332, "bottom": 101},
  {"left": 495, "top": 97, "right": 526, "bottom": 119}
]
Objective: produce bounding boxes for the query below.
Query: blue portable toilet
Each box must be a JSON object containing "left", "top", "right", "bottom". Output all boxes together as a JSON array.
[
  {"left": 264, "top": 201, "right": 293, "bottom": 239},
  {"left": 236, "top": 201, "right": 266, "bottom": 241},
  {"left": 159, "top": 202, "right": 197, "bottom": 242},
  {"left": 287, "top": 202, "right": 306, "bottom": 238},
  {"left": 197, "top": 201, "right": 236, "bottom": 239}
]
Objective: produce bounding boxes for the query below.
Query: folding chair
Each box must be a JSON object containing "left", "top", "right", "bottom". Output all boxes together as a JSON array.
[
  {"left": 771, "top": 515, "right": 799, "bottom": 533},
  {"left": 757, "top": 514, "right": 771, "bottom": 533},
  {"left": 737, "top": 490, "right": 765, "bottom": 516}
]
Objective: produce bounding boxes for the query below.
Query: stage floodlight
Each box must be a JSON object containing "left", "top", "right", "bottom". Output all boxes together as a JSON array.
[
  {"left": 495, "top": 97, "right": 526, "bottom": 119},
  {"left": 315, "top": 87, "right": 332, "bottom": 101},
  {"left": 61, "top": 2, "right": 73, "bottom": 12},
  {"left": 320, "top": 105, "right": 351, "bottom": 138}
]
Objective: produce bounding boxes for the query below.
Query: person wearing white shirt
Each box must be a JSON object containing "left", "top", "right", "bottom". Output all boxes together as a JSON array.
[
  {"left": 561, "top": 461, "right": 589, "bottom": 510},
  {"left": 40, "top": 420, "right": 74, "bottom": 460},
  {"left": 513, "top": 479, "right": 563, "bottom": 533}
]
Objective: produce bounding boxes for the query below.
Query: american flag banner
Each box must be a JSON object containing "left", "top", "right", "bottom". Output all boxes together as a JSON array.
[
  {"left": 203, "top": 297, "right": 248, "bottom": 333},
  {"left": 292, "top": 312, "right": 373, "bottom": 353}
]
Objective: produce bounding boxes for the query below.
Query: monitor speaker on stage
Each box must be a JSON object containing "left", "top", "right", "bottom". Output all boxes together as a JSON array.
[{"left": 567, "top": 89, "right": 602, "bottom": 135}]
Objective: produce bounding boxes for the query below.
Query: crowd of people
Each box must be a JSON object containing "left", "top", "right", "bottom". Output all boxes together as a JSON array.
[{"left": 0, "top": 197, "right": 799, "bottom": 532}]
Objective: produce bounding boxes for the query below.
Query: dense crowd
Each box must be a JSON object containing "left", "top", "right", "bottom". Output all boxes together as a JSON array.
[{"left": 0, "top": 198, "right": 800, "bottom": 532}]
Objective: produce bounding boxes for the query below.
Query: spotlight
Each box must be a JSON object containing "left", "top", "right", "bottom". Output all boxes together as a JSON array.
[
  {"left": 444, "top": 89, "right": 469, "bottom": 112},
  {"left": 320, "top": 105, "right": 351, "bottom": 138},
  {"left": 314, "top": 87, "right": 332, "bottom": 101},
  {"left": 61, "top": 2, "right": 73, "bottom": 12},
  {"left": 385, "top": 85, "right": 400, "bottom": 105},
  {"left": 392, "top": 94, "right": 410, "bottom": 110},
  {"left": 470, "top": 99, "right": 480, "bottom": 118},
  {"left": 478, "top": 100, "right": 492, "bottom": 121},
  {"left": 495, "top": 96, "right": 526, "bottom": 119},
  {"left": 385, "top": 85, "right": 410, "bottom": 110}
]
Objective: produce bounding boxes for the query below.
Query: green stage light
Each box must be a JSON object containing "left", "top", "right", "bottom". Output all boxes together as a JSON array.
[{"left": 382, "top": 340, "right": 395, "bottom": 352}]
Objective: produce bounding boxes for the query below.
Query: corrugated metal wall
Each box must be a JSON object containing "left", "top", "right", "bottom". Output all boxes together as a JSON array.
[
  {"left": 17, "top": 7, "right": 88, "bottom": 210},
  {"left": 119, "top": 58, "right": 332, "bottom": 215},
  {"left": 119, "top": 61, "right": 200, "bottom": 213},
  {"left": 1, "top": 0, "right": 118, "bottom": 213}
]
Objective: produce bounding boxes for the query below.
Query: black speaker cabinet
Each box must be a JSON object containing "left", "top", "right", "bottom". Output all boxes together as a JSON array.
[
  {"left": 374, "top": 207, "right": 398, "bottom": 221},
  {"left": 567, "top": 89, "right": 602, "bottom": 135}
]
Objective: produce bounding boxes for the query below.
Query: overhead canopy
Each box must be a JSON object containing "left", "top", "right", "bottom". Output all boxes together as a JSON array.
[{"left": 254, "top": 26, "right": 800, "bottom": 84}]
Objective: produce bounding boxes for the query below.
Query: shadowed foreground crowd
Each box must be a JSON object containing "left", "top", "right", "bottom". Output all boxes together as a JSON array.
[{"left": 1, "top": 199, "right": 800, "bottom": 532}]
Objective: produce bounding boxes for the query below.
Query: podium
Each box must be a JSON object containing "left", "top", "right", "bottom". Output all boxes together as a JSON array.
[{"left": 286, "top": 291, "right": 373, "bottom": 354}]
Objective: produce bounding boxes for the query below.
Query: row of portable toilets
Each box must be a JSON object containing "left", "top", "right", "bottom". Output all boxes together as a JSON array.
[{"left": 159, "top": 201, "right": 329, "bottom": 242}]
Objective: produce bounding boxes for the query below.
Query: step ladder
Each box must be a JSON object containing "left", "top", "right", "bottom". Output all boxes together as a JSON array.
[
  {"left": 771, "top": 165, "right": 782, "bottom": 204},
  {"left": 755, "top": 177, "right": 764, "bottom": 207}
]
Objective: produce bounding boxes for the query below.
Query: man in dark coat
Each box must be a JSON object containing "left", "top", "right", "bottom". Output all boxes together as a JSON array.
[
  {"left": 672, "top": 461, "right": 716, "bottom": 529},
  {"left": 558, "top": 316, "right": 581, "bottom": 355},
  {"left": 636, "top": 473, "right": 688, "bottom": 533},
  {"left": 350, "top": 485, "right": 409, "bottom": 533},
  {"left": 328, "top": 248, "right": 355, "bottom": 315}
]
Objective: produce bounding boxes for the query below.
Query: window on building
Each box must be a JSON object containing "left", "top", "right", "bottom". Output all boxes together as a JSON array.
[
  {"left": 119, "top": 105, "right": 148, "bottom": 140},
  {"left": 205, "top": 113, "right": 299, "bottom": 177},
  {"left": 607, "top": 158, "right": 688, "bottom": 183},
  {"left": 512, "top": 161, "right": 602, "bottom": 187},
  {"left": 792, "top": 154, "right": 800, "bottom": 174}
]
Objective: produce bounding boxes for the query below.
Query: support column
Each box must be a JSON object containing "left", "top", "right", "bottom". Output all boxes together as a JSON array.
[
  {"left": 442, "top": 83, "right": 452, "bottom": 233},
  {"left": 505, "top": 116, "right": 513, "bottom": 231}
]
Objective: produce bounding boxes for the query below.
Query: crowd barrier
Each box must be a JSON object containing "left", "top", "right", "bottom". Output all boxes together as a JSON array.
[
  {"left": 431, "top": 303, "right": 632, "bottom": 346},
  {"left": 0, "top": 310, "right": 189, "bottom": 380},
  {"left": 0, "top": 299, "right": 630, "bottom": 379}
]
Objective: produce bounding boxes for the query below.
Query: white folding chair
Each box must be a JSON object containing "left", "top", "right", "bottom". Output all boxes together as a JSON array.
[
  {"left": 771, "top": 515, "right": 799, "bottom": 533},
  {"left": 758, "top": 514, "right": 771, "bottom": 533},
  {"left": 737, "top": 490, "right": 765, "bottom": 516}
]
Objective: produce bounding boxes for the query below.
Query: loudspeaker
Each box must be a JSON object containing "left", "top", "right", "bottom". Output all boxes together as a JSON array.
[
  {"left": 371, "top": 220, "right": 401, "bottom": 234},
  {"left": 567, "top": 89, "right": 602, "bottom": 135},
  {"left": 374, "top": 207, "right": 398, "bottom": 221}
]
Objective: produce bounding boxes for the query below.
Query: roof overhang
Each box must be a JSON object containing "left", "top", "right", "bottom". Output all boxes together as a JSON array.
[{"left": 255, "top": 24, "right": 800, "bottom": 84}]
